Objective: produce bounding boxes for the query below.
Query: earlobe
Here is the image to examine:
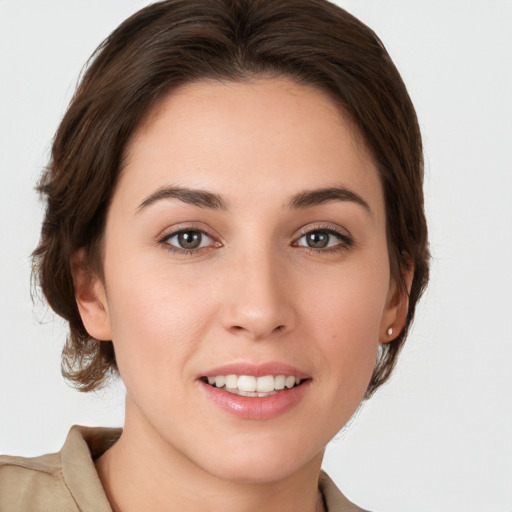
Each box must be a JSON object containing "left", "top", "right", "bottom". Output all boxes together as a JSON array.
[
  {"left": 380, "top": 265, "right": 414, "bottom": 344},
  {"left": 70, "top": 250, "right": 112, "bottom": 341}
]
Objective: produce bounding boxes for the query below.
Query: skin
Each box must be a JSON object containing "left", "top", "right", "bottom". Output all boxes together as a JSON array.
[{"left": 74, "top": 78, "right": 410, "bottom": 512}]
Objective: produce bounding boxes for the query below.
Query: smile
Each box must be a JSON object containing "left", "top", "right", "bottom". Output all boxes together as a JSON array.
[
  {"left": 199, "top": 363, "right": 311, "bottom": 419},
  {"left": 203, "top": 374, "right": 302, "bottom": 397}
]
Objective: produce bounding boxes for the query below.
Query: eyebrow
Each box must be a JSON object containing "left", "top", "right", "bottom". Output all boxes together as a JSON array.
[
  {"left": 137, "top": 184, "right": 371, "bottom": 216},
  {"left": 137, "top": 186, "right": 228, "bottom": 212},
  {"left": 287, "top": 186, "right": 372, "bottom": 215}
]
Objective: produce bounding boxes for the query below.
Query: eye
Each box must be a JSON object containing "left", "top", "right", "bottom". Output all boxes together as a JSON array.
[
  {"left": 162, "top": 229, "right": 214, "bottom": 251},
  {"left": 294, "top": 229, "right": 351, "bottom": 250}
]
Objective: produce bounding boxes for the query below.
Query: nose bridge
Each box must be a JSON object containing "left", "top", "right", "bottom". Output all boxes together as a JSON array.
[{"left": 222, "top": 241, "right": 295, "bottom": 339}]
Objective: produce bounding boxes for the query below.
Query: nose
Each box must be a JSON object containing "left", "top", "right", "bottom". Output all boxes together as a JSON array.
[{"left": 221, "top": 249, "right": 296, "bottom": 340}]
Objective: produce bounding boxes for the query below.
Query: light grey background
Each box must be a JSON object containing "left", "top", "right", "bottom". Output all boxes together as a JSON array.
[{"left": 1, "top": 1, "right": 511, "bottom": 511}]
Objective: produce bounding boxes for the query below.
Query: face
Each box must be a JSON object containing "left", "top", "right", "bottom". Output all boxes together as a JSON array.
[{"left": 77, "top": 78, "right": 406, "bottom": 483}]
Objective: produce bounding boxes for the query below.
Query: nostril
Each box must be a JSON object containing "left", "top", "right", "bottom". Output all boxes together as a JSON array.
[{"left": 228, "top": 323, "right": 286, "bottom": 337}]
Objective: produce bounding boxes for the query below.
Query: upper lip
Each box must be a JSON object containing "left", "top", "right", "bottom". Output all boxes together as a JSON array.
[{"left": 200, "top": 362, "right": 310, "bottom": 379}]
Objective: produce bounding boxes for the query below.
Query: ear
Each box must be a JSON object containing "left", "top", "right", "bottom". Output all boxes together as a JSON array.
[
  {"left": 379, "top": 264, "right": 414, "bottom": 344},
  {"left": 70, "top": 249, "right": 112, "bottom": 341}
]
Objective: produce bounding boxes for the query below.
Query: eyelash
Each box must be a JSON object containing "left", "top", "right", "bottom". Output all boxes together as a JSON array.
[
  {"left": 292, "top": 226, "right": 354, "bottom": 254},
  {"left": 158, "top": 227, "right": 220, "bottom": 255},
  {"left": 157, "top": 225, "right": 354, "bottom": 255}
]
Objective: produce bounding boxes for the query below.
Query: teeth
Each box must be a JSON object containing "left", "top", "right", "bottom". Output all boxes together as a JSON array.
[
  {"left": 237, "top": 375, "right": 257, "bottom": 392},
  {"left": 257, "top": 375, "right": 275, "bottom": 392},
  {"left": 225, "top": 374, "right": 237, "bottom": 388},
  {"left": 285, "top": 376, "right": 296, "bottom": 389},
  {"left": 275, "top": 375, "right": 286, "bottom": 390},
  {"left": 205, "top": 374, "right": 303, "bottom": 395}
]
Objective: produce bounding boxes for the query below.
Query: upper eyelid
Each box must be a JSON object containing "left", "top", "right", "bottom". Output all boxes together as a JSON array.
[
  {"left": 294, "top": 223, "right": 352, "bottom": 239},
  {"left": 161, "top": 226, "right": 209, "bottom": 238},
  {"left": 156, "top": 222, "right": 353, "bottom": 246},
  {"left": 160, "top": 231, "right": 218, "bottom": 251},
  {"left": 163, "top": 229, "right": 212, "bottom": 241},
  {"left": 292, "top": 224, "right": 356, "bottom": 250},
  {"left": 158, "top": 227, "right": 221, "bottom": 255},
  {"left": 158, "top": 223, "right": 219, "bottom": 242}
]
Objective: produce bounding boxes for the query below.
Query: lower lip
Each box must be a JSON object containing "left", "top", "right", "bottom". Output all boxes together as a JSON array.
[{"left": 200, "top": 380, "right": 311, "bottom": 420}]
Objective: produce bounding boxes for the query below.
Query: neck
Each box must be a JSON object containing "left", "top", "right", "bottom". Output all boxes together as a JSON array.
[{"left": 95, "top": 398, "right": 325, "bottom": 512}]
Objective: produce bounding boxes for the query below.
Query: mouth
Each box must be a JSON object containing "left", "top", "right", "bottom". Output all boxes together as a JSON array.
[
  {"left": 200, "top": 374, "right": 305, "bottom": 398},
  {"left": 199, "top": 365, "right": 311, "bottom": 419}
]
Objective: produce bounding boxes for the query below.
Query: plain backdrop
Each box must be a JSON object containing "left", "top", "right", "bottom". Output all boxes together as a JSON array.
[{"left": 1, "top": 1, "right": 511, "bottom": 511}]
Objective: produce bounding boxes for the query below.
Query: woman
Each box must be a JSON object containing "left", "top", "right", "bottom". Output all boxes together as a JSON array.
[{"left": 0, "top": 0, "right": 429, "bottom": 510}]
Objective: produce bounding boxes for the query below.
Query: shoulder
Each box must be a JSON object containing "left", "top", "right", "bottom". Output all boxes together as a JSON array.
[
  {"left": 319, "top": 471, "right": 370, "bottom": 512},
  {"left": 0, "top": 450, "right": 78, "bottom": 511},
  {"left": 0, "top": 426, "right": 119, "bottom": 512}
]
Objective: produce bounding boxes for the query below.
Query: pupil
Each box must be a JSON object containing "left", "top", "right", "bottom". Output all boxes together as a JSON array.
[
  {"left": 307, "top": 232, "right": 328, "bottom": 248},
  {"left": 177, "top": 231, "right": 201, "bottom": 249}
]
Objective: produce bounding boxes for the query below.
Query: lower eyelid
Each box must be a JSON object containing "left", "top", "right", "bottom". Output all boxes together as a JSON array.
[
  {"left": 158, "top": 227, "right": 225, "bottom": 256},
  {"left": 158, "top": 225, "right": 352, "bottom": 254}
]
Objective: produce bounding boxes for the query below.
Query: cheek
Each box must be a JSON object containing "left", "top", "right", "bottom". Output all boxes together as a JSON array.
[
  {"left": 104, "top": 260, "right": 217, "bottom": 382},
  {"left": 306, "top": 255, "right": 389, "bottom": 327},
  {"left": 302, "top": 258, "right": 390, "bottom": 379}
]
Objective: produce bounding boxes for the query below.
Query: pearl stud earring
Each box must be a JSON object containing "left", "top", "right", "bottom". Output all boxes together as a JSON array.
[{"left": 386, "top": 327, "right": 393, "bottom": 336}]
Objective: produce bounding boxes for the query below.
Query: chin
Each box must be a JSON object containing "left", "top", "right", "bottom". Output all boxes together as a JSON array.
[
  {"left": 188, "top": 433, "right": 325, "bottom": 485},
  {"left": 200, "top": 456, "right": 313, "bottom": 485}
]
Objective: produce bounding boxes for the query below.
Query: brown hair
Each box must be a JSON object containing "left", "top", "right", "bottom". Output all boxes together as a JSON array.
[{"left": 33, "top": 0, "right": 429, "bottom": 396}]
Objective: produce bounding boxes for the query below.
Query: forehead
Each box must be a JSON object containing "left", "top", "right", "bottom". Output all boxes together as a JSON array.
[{"left": 116, "top": 77, "right": 382, "bottom": 213}]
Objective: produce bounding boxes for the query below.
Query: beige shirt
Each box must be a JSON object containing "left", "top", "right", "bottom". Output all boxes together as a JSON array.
[{"left": 0, "top": 426, "right": 366, "bottom": 511}]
